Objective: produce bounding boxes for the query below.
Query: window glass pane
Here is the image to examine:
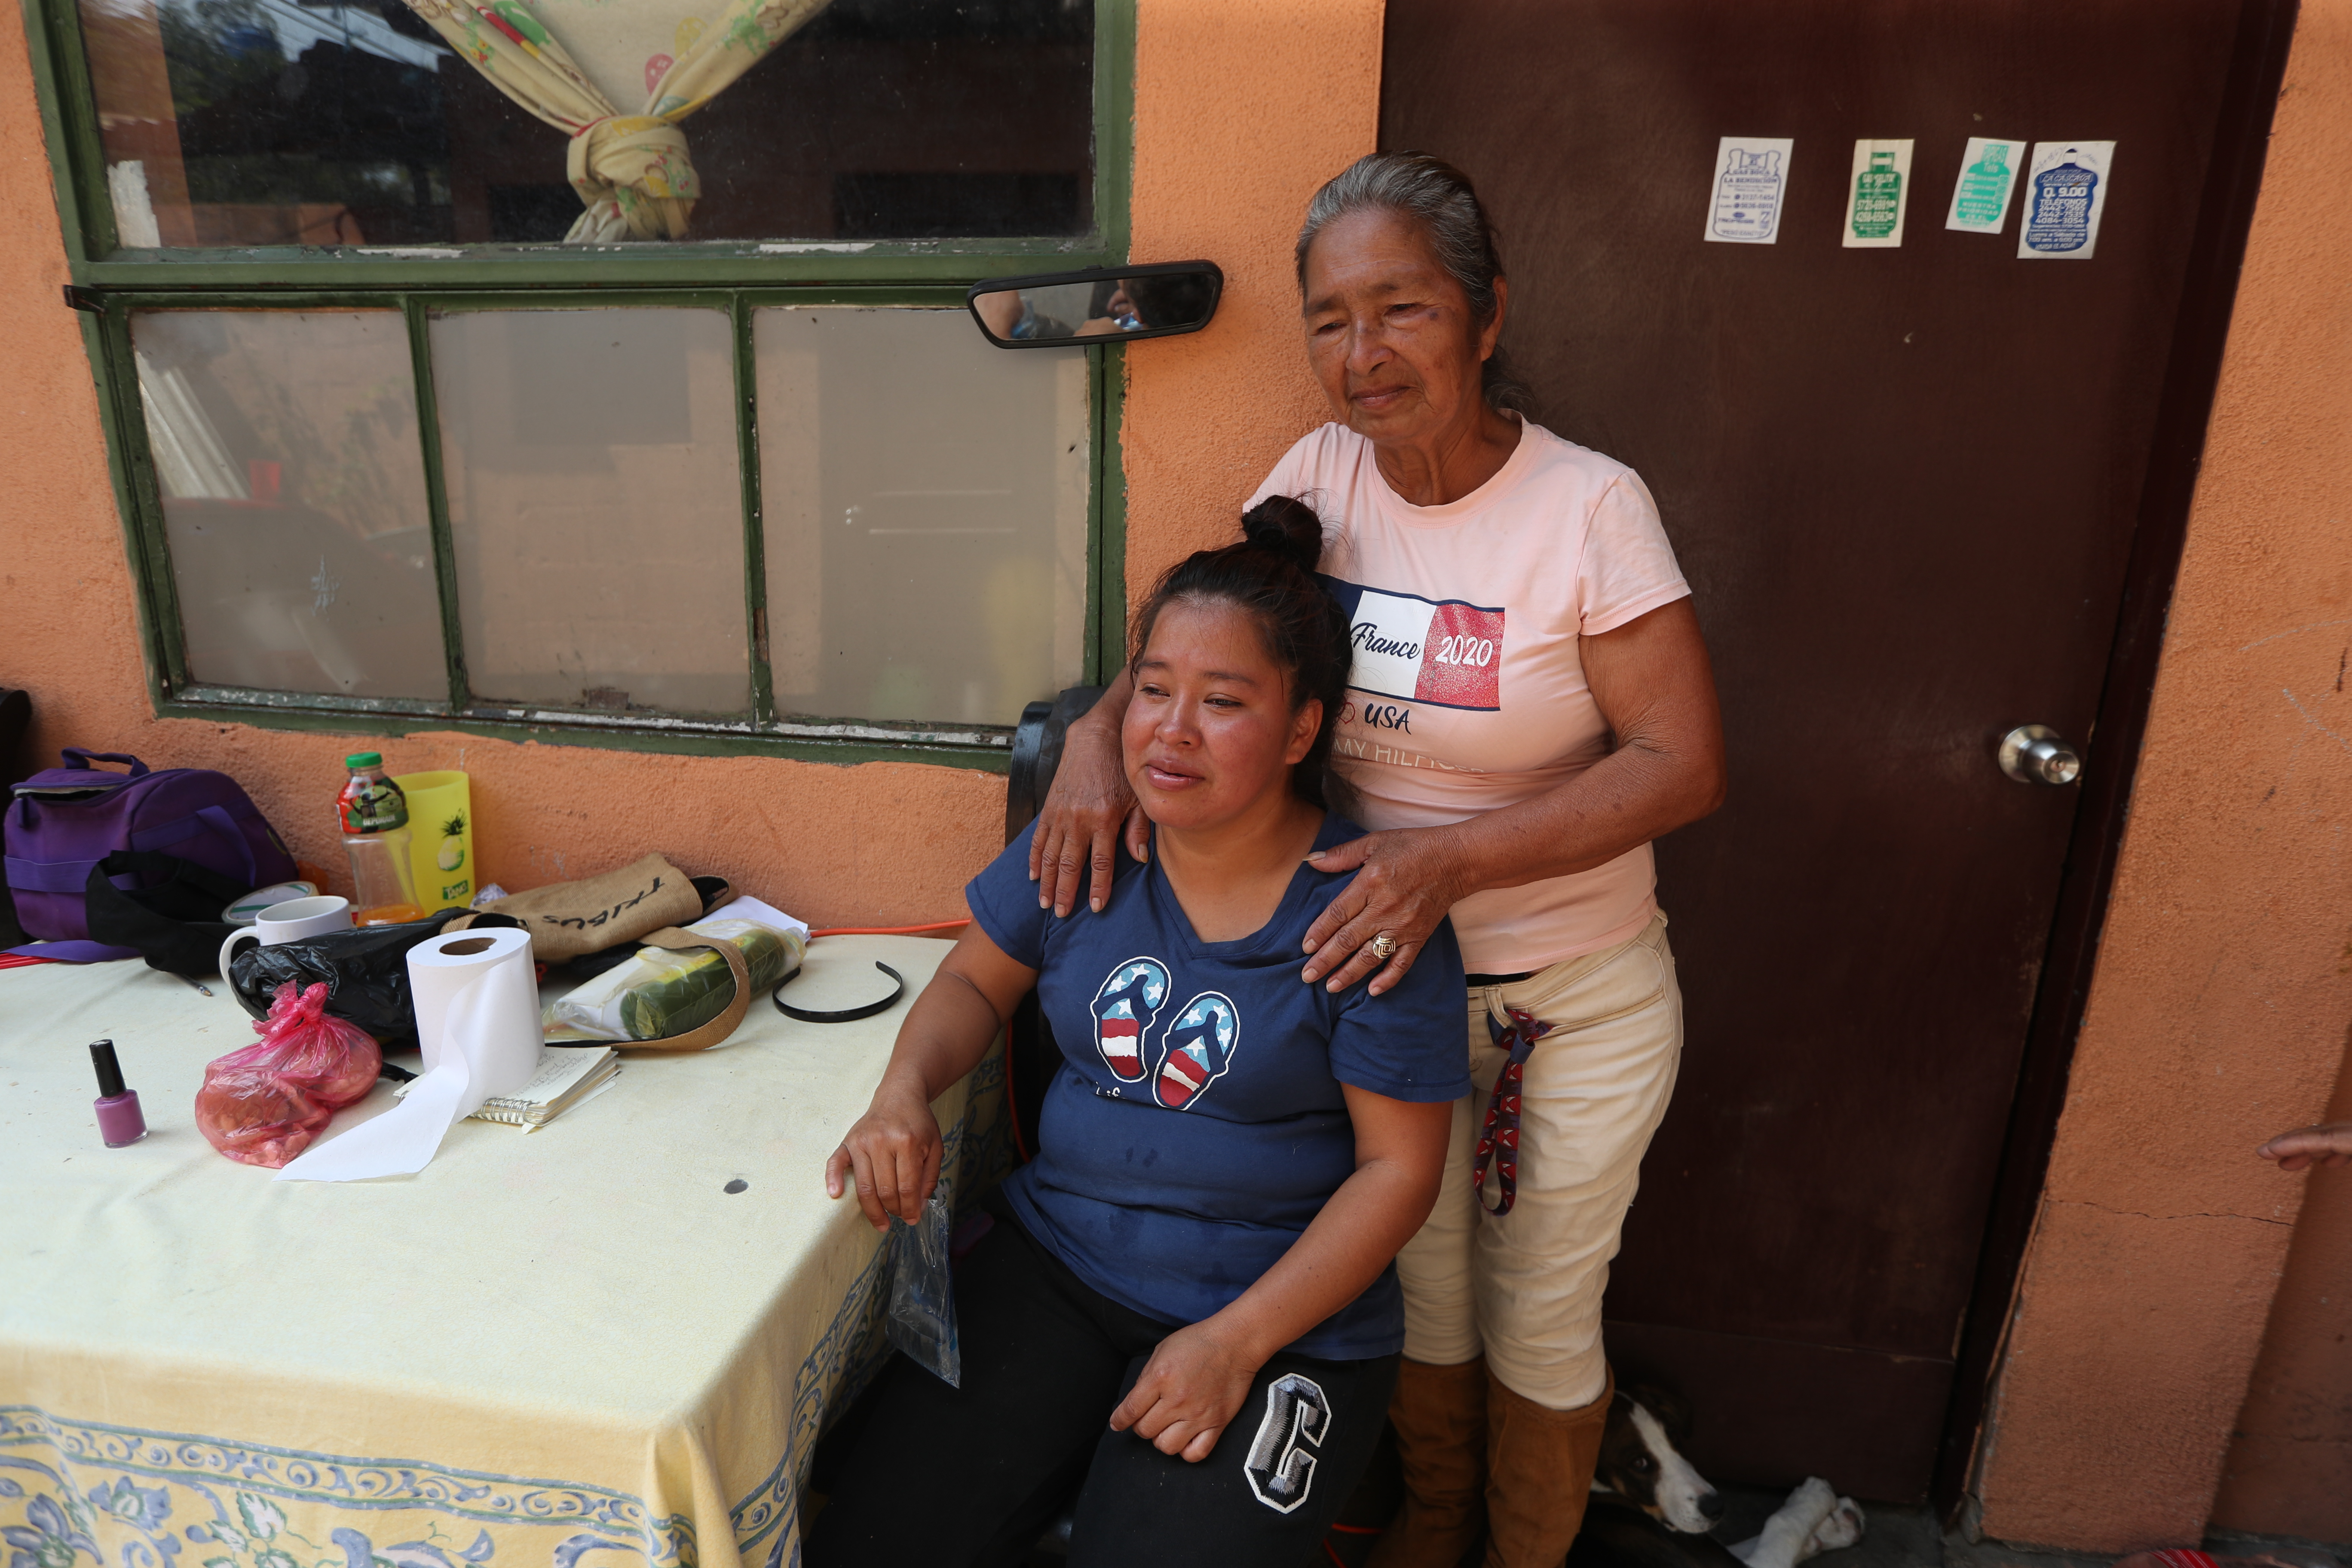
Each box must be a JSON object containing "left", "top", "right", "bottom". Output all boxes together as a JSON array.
[
  {"left": 129, "top": 309, "right": 447, "bottom": 699},
  {"left": 431, "top": 307, "right": 748, "bottom": 715},
  {"left": 754, "top": 306, "right": 1087, "bottom": 729},
  {"left": 77, "top": 0, "right": 1093, "bottom": 248}
]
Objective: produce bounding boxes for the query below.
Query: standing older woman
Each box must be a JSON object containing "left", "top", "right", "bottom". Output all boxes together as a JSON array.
[{"left": 1030, "top": 153, "right": 1726, "bottom": 1568}]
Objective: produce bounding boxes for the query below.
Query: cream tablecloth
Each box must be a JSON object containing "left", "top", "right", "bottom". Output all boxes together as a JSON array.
[{"left": 0, "top": 936, "right": 1004, "bottom": 1568}]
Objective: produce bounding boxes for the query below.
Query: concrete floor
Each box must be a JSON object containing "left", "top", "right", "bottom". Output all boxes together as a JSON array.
[
  {"left": 1945, "top": 1528, "right": 2350, "bottom": 1568},
  {"left": 1712, "top": 1485, "right": 2350, "bottom": 1568}
]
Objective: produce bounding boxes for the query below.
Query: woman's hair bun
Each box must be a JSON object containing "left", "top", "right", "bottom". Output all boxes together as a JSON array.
[
  {"left": 1240, "top": 495, "right": 1327, "bottom": 576},
  {"left": 1129, "top": 491, "right": 1351, "bottom": 809}
]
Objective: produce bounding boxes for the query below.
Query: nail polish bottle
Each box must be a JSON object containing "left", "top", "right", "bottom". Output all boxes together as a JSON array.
[{"left": 89, "top": 1039, "right": 147, "bottom": 1147}]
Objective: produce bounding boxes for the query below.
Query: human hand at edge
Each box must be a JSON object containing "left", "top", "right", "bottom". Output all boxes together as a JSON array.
[
  {"left": 1028, "top": 712, "right": 1148, "bottom": 919},
  {"left": 824, "top": 1078, "right": 943, "bottom": 1228},
  {"left": 1298, "top": 827, "right": 1471, "bottom": 996},
  {"left": 2257, "top": 1121, "right": 2352, "bottom": 1171},
  {"left": 1108, "top": 1319, "right": 1263, "bottom": 1463}
]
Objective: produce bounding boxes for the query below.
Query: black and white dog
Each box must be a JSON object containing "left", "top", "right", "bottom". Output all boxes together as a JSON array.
[{"left": 1565, "top": 1385, "right": 1864, "bottom": 1568}]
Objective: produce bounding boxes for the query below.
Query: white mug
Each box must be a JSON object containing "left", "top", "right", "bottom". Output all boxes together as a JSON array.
[{"left": 218, "top": 894, "right": 353, "bottom": 981}]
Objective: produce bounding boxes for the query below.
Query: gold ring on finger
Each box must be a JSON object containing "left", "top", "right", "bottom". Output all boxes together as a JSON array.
[{"left": 1369, "top": 932, "right": 1398, "bottom": 961}]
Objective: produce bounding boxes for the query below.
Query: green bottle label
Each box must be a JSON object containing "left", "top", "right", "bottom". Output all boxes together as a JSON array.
[
  {"left": 1852, "top": 152, "right": 1902, "bottom": 239},
  {"left": 340, "top": 781, "right": 408, "bottom": 834}
]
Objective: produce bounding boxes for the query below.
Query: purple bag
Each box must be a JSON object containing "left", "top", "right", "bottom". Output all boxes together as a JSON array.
[{"left": 4, "top": 748, "right": 297, "bottom": 961}]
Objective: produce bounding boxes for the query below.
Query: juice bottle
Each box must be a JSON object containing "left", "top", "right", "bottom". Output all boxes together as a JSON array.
[{"left": 338, "top": 753, "right": 425, "bottom": 925}]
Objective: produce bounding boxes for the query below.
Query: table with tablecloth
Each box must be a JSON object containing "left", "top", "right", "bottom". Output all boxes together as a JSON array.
[{"left": 0, "top": 935, "right": 1002, "bottom": 1568}]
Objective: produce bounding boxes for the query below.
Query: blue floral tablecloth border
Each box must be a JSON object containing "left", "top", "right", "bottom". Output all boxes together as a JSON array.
[{"left": 0, "top": 1411, "right": 692, "bottom": 1568}]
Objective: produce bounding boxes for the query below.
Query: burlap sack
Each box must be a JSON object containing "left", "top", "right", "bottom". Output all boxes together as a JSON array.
[{"left": 476, "top": 853, "right": 703, "bottom": 962}]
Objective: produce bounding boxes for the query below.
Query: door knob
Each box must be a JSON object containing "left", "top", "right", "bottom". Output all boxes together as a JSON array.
[{"left": 1999, "top": 725, "right": 2081, "bottom": 786}]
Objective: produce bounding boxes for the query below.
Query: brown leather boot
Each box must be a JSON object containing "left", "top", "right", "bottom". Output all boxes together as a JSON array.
[
  {"left": 1366, "top": 1357, "right": 1489, "bottom": 1568},
  {"left": 1482, "top": 1366, "right": 1614, "bottom": 1568}
]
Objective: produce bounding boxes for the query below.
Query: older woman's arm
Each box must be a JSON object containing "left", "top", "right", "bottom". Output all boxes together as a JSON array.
[
  {"left": 1300, "top": 597, "right": 1725, "bottom": 995},
  {"left": 1029, "top": 670, "right": 1148, "bottom": 918}
]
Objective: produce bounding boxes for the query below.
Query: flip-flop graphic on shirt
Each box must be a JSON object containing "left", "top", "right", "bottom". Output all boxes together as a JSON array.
[
  {"left": 1154, "top": 992, "right": 1240, "bottom": 1109},
  {"left": 1090, "top": 957, "right": 1170, "bottom": 1081}
]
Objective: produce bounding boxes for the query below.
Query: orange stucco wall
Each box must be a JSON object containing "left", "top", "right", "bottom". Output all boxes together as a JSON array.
[
  {"left": 1122, "top": 3, "right": 1379, "bottom": 605},
  {"left": 1971, "top": 1, "right": 2352, "bottom": 1549},
  {"left": 0, "top": 0, "right": 1381, "bottom": 925}
]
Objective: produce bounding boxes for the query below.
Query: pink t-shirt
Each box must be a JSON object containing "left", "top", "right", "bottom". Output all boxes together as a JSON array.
[{"left": 1249, "top": 420, "right": 1691, "bottom": 972}]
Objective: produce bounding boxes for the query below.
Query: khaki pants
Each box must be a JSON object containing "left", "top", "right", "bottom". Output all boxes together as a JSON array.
[{"left": 1394, "top": 911, "right": 1683, "bottom": 1410}]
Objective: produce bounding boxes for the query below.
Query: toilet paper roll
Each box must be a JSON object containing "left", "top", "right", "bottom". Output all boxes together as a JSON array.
[
  {"left": 276, "top": 927, "right": 541, "bottom": 1182},
  {"left": 411, "top": 927, "right": 542, "bottom": 1095}
]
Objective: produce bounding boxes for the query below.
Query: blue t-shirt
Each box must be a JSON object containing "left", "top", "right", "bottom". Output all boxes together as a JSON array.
[{"left": 969, "top": 813, "right": 1470, "bottom": 1360}]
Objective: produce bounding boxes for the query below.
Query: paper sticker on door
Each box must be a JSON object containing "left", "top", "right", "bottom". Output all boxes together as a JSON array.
[
  {"left": 1945, "top": 136, "right": 2026, "bottom": 233},
  {"left": 1704, "top": 137, "right": 1794, "bottom": 244},
  {"left": 2017, "top": 141, "right": 2116, "bottom": 259},
  {"left": 1842, "top": 139, "right": 1914, "bottom": 247},
  {"left": 1322, "top": 579, "right": 1505, "bottom": 711}
]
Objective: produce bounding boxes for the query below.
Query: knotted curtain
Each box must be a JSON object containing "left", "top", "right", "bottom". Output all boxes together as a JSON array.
[{"left": 401, "top": 0, "right": 830, "bottom": 241}]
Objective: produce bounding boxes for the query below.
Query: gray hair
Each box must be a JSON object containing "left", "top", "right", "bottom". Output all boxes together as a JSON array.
[{"left": 1294, "top": 152, "right": 1535, "bottom": 416}]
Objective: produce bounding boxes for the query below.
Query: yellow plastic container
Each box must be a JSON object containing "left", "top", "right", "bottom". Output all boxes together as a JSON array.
[{"left": 391, "top": 770, "right": 474, "bottom": 911}]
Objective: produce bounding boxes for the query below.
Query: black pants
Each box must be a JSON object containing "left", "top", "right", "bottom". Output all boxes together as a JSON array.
[{"left": 805, "top": 1205, "right": 1397, "bottom": 1568}]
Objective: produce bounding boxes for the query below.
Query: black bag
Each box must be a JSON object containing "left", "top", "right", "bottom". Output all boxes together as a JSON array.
[
  {"left": 229, "top": 909, "right": 526, "bottom": 1045},
  {"left": 82, "top": 850, "right": 249, "bottom": 976}
]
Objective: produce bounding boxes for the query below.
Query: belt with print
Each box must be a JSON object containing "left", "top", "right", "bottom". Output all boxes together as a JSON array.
[{"left": 1471, "top": 1005, "right": 1552, "bottom": 1218}]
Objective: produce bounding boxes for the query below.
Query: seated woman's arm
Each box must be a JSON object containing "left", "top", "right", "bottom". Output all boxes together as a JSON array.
[
  {"left": 1110, "top": 1088, "right": 1452, "bottom": 1461},
  {"left": 824, "top": 926, "right": 1038, "bottom": 1230}
]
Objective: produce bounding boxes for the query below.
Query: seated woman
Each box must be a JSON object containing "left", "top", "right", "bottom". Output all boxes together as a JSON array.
[{"left": 806, "top": 498, "right": 1469, "bottom": 1568}]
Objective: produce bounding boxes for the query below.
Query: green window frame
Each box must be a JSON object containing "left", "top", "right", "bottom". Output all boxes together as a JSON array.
[{"left": 22, "top": 0, "right": 1134, "bottom": 771}]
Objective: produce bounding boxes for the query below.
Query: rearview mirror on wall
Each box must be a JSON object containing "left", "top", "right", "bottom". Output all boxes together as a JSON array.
[{"left": 967, "top": 262, "right": 1224, "bottom": 348}]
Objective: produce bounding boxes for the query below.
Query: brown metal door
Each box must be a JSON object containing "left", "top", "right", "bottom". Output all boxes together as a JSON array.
[{"left": 1381, "top": 0, "right": 2266, "bottom": 1501}]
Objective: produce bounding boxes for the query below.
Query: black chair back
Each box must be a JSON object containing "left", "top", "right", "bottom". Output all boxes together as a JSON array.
[
  {"left": 1003, "top": 686, "right": 1104, "bottom": 1161},
  {"left": 1005, "top": 685, "right": 1106, "bottom": 846}
]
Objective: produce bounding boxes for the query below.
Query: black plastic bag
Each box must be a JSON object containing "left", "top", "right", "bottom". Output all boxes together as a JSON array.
[{"left": 229, "top": 909, "right": 525, "bottom": 1045}]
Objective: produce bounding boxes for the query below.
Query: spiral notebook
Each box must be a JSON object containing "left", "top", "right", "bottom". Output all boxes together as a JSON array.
[{"left": 395, "top": 1046, "right": 619, "bottom": 1129}]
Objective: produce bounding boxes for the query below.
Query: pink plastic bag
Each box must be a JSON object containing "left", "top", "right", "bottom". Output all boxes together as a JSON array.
[{"left": 195, "top": 981, "right": 382, "bottom": 1167}]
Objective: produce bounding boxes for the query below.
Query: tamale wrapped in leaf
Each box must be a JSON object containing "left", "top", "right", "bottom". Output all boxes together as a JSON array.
[
  {"left": 545, "top": 899, "right": 808, "bottom": 1042},
  {"left": 617, "top": 924, "right": 795, "bottom": 1039}
]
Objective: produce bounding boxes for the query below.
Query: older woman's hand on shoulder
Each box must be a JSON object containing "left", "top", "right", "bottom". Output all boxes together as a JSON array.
[
  {"left": 1296, "top": 824, "right": 1477, "bottom": 996},
  {"left": 1301, "top": 596, "right": 1724, "bottom": 995},
  {"left": 1029, "top": 672, "right": 1151, "bottom": 919}
]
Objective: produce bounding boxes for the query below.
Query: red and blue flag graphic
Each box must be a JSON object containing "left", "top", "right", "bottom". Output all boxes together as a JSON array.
[
  {"left": 1154, "top": 991, "right": 1240, "bottom": 1109},
  {"left": 1320, "top": 577, "right": 1505, "bottom": 712},
  {"left": 1090, "top": 957, "right": 1168, "bottom": 1082}
]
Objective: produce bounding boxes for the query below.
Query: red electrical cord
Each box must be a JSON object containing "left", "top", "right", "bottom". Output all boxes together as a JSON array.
[
  {"left": 1001, "top": 1001, "right": 1033, "bottom": 1164},
  {"left": 804, "top": 919, "right": 971, "bottom": 938}
]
